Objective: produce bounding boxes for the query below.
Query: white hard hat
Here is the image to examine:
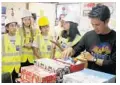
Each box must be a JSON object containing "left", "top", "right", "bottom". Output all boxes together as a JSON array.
[
  {"left": 21, "top": 9, "right": 32, "bottom": 19},
  {"left": 5, "top": 17, "right": 17, "bottom": 26},
  {"left": 63, "top": 12, "right": 80, "bottom": 24}
]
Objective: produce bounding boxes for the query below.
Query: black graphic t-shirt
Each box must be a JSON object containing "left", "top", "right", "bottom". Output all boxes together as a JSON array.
[{"left": 73, "top": 30, "right": 116, "bottom": 75}]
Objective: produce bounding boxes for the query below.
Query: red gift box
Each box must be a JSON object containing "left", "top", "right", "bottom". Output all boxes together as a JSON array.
[
  {"left": 21, "top": 65, "right": 56, "bottom": 83},
  {"left": 16, "top": 78, "right": 30, "bottom": 83},
  {"left": 54, "top": 59, "right": 85, "bottom": 73}
]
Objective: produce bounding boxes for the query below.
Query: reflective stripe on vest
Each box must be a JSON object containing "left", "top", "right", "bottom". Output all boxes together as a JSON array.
[
  {"left": 39, "top": 51, "right": 52, "bottom": 55},
  {"left": 71, "top": 34, "right": 81, "bottom": 46},
  {"left": 59, "top": 34, "right": 81, "bottom": 47},
  {"left": 22, "top": 51, "right": 33, "bottom": 55},
  {"left": 2, "top": 52, "right": 21, "bottom": 57},
  {"left": 2, "top": 62, "right": 20, "bottom": 65},
  {"left": 2, "top": 34, "right": 22, "bottom": 56},
  {"left": 37, "top": 35, "right": 52, "bottom": 56}
]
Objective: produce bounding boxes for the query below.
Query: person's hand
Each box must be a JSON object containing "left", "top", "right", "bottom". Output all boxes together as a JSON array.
[
  {"left": 75, "top": 53, "right": 88, "bottom": 68},
  {"left": 76, "top": 53, "right": 87, "bottom": 62},
  {"left": 36, "top": 56, "right": 41, "bottom": 59},
  {"left": 24, "top": 43, "right": 32, "bottom": 49},
  {"left": 61, "top": 47, "right": 74, "bottom": 59},
  {"left": 83, "top": 52, "right": 94, "bottom": 62}
]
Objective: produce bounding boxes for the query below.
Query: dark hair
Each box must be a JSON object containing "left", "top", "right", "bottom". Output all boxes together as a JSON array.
[
  {"left": 88, "top": 4, "right": 110, "bottom": 22},
  {"left": 61, "top": 21, "right": 80, "bottom": 42},
  {"left": 32, "top": 13, "right": 37, "bottom": 21}
]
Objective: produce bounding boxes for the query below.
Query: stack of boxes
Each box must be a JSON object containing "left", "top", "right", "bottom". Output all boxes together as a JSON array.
[{"left": 17, "top": 58, "right": 115, "bottom": 83}]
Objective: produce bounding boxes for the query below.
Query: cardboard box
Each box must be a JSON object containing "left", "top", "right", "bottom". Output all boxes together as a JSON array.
[
  {"left": 21, "top": 65, "right": 56, "bottom": 83},
  {"left": 35, "top": 58, "right": 71, "bottom": 74},
  {"left": 54, "top": 58, "right": 85, "bottom": 73},
  {"left": 63, "top": 68, "right": 116, "bottom": 83},
  {"left": 35, "top": 58, "right": 71, "bottom": 83},
  {"left": 15, "top": 78, "right": 30, "bottom": 83}
]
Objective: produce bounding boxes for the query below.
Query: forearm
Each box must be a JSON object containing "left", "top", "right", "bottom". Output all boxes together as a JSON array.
[
  {"left": 51, "top": 48, "right": 56, "bottom": 58},
  {"left": 35, "top": 52, "right": 41, "bottom": 59},
  {"left": 58, "top": 45, "right": 64, "bottom": 51},
  {"left": 33, "top": 48, "right": 41, "bottom": 59}
]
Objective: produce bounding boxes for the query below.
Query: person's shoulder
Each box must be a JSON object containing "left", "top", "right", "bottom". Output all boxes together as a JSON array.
[
  {"left": 111, "top": 30, "right": 116, "bottom": 34},
  {"left": 110, "top": 30, "right": 116, "bottom": 38},
  {"left": 84, "top": 30, "right": 96, "bottom": 36}
]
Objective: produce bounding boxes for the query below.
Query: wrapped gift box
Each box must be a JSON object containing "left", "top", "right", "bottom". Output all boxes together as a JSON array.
[
  {"left": 34, "top": 58, "right": 71, "bottom": 83},
  {"left": 54, "top": 58, "right": 85, "bottom": 73},
  {"left": 21, "top": 65, "right": 56, "bottom": 83},
  {"left": 35, "top": 58, "right": 70, "bottom": 72},
  {"left": 15, "top": 78, "right": 30, "bottom": 83},
  {"left": 35, "top": 58, "right": 71, "bottom": 74},
  {"left": 63, "top": 68, "right": 116, "bottom": 83}
]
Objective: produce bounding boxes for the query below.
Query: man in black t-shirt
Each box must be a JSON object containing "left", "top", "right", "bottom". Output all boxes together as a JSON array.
[{"left": 61, "top": 4, "right": 116, "bottom": 75}]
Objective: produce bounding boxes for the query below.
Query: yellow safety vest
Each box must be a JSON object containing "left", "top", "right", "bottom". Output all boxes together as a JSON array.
[
  {"left": 18, "top": 28, "right": 39, "bottom": 63},
  {"left": 55, "top": 34, "right": 82, "bottom": 59},
  {"left": 2, "top": 34, "right": 22, "bottom": 73},
  {"left": 35, "top": 34, "right": 53, "bottom": 58}
]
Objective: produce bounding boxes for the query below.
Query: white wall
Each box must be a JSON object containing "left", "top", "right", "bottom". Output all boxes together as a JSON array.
[{"left": 2, "top": 2, "right": 26, "bottom": 25}]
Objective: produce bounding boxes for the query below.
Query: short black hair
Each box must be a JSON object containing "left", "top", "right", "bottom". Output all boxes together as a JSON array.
[
  {"left": 88, "top": 4, "right": 110, "bottom": 22},
  {"left": 61, "top": 21, "right": 80, "bottom": 42}
]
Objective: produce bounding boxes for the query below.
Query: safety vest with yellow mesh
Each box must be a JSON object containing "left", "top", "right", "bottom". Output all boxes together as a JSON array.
[
  {"left": 55, "top": 34, "right": 82, "bottom": 59},
  {"left": 2, "top": 34, "right": 22, "bottom": 74},
  {"left": 34, "top": 33, "right": 53, "bottom": 58},
  {"left": 18, "top": 28, "right": 40, "bottom": 64}
]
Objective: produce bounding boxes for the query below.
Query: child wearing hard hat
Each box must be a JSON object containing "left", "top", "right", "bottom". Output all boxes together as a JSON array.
[
  {"left": 19, "top": 10, "right": 39, "bottom": 67},
  {"left": 2, "top": 17, "right": 22, "bottom": 83},
  {"left": 50, "top": 12, "right": 82, "bottom": 59},
  {"left": 32, "top": 16, "right": 54, "bottom": 59}
]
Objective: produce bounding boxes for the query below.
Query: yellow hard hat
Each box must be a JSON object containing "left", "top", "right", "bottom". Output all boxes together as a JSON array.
[{"left": 38, "top": 16, "right": 49, "bottom": 26}]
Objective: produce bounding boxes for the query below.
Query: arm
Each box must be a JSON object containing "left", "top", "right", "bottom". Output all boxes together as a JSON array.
[
  {"left": 33, "top": 47, "right": 41, "bottom": 59},
  {"left": 61, "top": 34, "right": 87, "bottom": 58},
  {"left": 72, "top": 34, "right": 86, "bottom": 57},
  {"left": 51, "top": 45, "right": 56, "bottom": 59},
  {"left": 32, "top": 34, "right": 41, "bottom": 59},
  {"left": 50, "top": 40, "right": 64, "bottom": 51}
]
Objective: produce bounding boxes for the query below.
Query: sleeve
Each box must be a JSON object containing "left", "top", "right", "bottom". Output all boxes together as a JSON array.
[
  {"left": 103, "top": 40, "right": 116, "bottom": 66},
  {"left": 72, "top": 33, "right": 87, "bottom": 57}
]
